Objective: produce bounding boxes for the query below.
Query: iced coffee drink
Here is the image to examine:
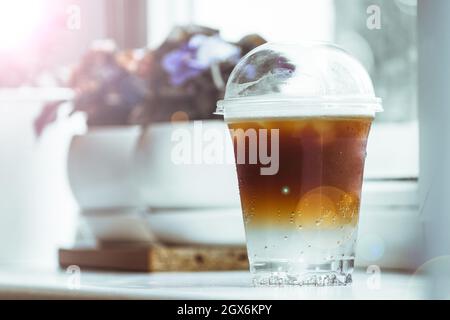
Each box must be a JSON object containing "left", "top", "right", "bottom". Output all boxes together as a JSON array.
[{"left": 217, "top": 43, "right": 382, "bottom": 286}]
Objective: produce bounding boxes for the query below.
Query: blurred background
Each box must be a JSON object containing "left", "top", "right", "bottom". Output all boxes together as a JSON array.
[
  {"left": 0, "top": 0, "right": 420, "bottom": 273},
  {"left": 0, "top": 0, "right": 417, "bottom": 120}
]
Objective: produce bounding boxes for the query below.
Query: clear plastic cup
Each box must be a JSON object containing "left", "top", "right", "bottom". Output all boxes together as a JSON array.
[{"left": 216, "top": 43, "right": 382, "bottom": 286}]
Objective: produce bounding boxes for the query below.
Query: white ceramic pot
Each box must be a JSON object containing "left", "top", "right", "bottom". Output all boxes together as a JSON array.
[
  {"left": 0, "top": 88, "right": 78, "bottom": 266},
  {"left": 68, "top": 126, "right": 143, "bottom": 210},
  {"left": 67, "top": 126, "right": 154, "bottom": 244},
  {"left": 135, "top": 120, "right": 240, "bottom": 208},
  {"left": 74, "top": 120, "right": 243, "bottom": 244}
]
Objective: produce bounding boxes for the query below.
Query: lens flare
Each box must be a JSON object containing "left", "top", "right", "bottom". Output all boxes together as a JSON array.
[{"left": 0, "top": 0, "right": 46, "bottom": 50}]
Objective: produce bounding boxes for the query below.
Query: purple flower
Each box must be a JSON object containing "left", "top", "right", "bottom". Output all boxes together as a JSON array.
[
  {"left": 162, "top": 46, "right": 204, "bottom": 86},
  {"left": 162, "top": 35, "right": 240, "bottom": 86}
]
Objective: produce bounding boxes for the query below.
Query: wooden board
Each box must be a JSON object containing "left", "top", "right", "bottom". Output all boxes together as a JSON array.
[{"left": 59, "top": 245, "right": 249, "bottom": 272}]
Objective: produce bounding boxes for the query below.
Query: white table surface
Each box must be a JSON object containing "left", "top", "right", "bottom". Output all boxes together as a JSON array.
[{"left": 0, "top": 266, "right": 426, "bottom": 300}]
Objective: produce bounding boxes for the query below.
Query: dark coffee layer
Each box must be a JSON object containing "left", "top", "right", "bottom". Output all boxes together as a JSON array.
[{"left": 228, "top": 117, "right": 372, "bottom": 228}]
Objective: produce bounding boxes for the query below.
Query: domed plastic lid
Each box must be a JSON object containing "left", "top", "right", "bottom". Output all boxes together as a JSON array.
[{"left": 216, "top": 43, "right": 382, "bottom": 120}]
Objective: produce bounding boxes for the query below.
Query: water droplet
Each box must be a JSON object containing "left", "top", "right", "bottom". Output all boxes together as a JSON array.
[
  {"left": 264, "top": 246, "right": 268, "bottom": 250},
  {"left": 284, "top": 236, "right": 288, "bottom": 240},
  {"left": 298, "top": 225, "right": 303, "bottom": 230}
]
